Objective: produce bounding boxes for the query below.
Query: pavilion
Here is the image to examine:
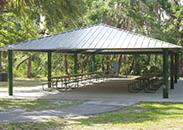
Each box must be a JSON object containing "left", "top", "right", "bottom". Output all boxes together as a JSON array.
[{"left": 0, "top": 23, "right": 182, "bottom": 98}]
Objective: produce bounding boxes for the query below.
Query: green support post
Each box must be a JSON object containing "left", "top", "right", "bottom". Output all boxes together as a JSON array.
[
  {"left": 8, "top": 50, "right": 13, "bottom": 96},
  {"left": 170, "top": 54, "right": 174, "bottom": 89},
  {"left": 92, "top": 54, "right": 96, "bottom": 73},
  {"left": 0, "top": 51, "right": 2, "bottom": 71},
  {"left": 174, "top": 53, "right": 179, "bottom": 83},
  {"left": 177, "top": 54, "right": 180, "bottom": 80},
  {"left": 47, "top": 51, "right": 52, "bottom": 88},
  {"left": 163, "top": 49, "right": 169, "bottom": 98},
  {"left": 73, "top": 53, "right": 78, "bottom": 74}
]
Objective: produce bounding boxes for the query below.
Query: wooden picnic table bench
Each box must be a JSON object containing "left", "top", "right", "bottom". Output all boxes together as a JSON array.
[
  {"left": 128, "top": 73, "right": 163, "bottom": 93},
  {"left": 42, "top": 71, "right": 105, "bottom": 91},
  {"left": 139, "top": 73, "right": 162, "bottom": 93}
]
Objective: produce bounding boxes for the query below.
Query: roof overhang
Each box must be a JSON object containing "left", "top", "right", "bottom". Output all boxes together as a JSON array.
[{"left": 0, "top": 23, "right": 182, "bottom": 54}]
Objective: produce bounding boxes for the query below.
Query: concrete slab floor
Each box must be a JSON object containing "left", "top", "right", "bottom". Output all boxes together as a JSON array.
[{"left": 0, "top": 78, "right": 182, "bottom": 103}]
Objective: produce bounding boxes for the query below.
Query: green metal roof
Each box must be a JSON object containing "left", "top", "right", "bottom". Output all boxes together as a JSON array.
[{"left": 1, "top": 23, "right": 182, "bottom": 53}]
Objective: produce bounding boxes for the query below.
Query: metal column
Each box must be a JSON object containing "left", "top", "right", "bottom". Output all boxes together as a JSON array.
[
  {"left": 170, "top": 54, "right": 174, "bottom": 89},
  {"left": 47, "top": 51, "right": 52, "bottom": 88},
  {"left": 8, "top": 50, "right": 13, "bottom": 96},
  {"left": 174, "top": 53, "right": 179, "bottom": 83},
  {"left": 163, "top": 49, "right": 169, "bottom": 98},
  {"left": 0, "top": 51, "right": 2, "bottom": 71}
]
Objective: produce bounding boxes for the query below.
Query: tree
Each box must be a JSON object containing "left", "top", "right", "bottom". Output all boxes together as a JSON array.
[
  {"left": 0, "top": 0, "right": 85, "bottom": 77},
  {"left": 0, "top": 0, "right": 182, "bottom": 77}
]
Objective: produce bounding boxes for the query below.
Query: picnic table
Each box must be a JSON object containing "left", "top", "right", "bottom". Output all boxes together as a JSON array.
[
  {"left": 128, "top": 73, "right": 163, "bottom": 93},
  {"left": 42, "top": 71, "right": 104, "bottom": 91}
]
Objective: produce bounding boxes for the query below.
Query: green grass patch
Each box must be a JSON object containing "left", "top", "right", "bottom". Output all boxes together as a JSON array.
[
  {"left": 0, "top": 120, "right": 65, "bottom": 130},
  {"left": 0, "top": 99, "right": 80, "bottom": 112},
  {"left": 71, "top": 102, "right": 183, "bottom": 129},
  {"left": 0, "top": 79, "right": 46, "bottom": 88},
  {"left": 1, "top": 102, "right": 183, "bottom": 130}
]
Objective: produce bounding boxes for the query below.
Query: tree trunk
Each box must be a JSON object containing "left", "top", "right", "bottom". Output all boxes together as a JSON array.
[
  {"left": 101, "top": 56, "right": 105, "bottom": 71},
  {"left": 147, "top": 55, "right": 151, "bottom": 65},
  {"left": 117, "top": 54, "right": 123, "bottom": 74},
  {"left": 106, "top": 55, "right": 112, "bottom": 74},
  {"left": 27, "top": 57, "right": 32, "bottom": 78},
  {"left": 64, "top": 55, "right": 69, "bottom": 75},
  {"left": 128, "top": 58, "right": 135, "bottom": 75},
  {"left": 154, "top": 55, "right": 157, "bottom": 64}
]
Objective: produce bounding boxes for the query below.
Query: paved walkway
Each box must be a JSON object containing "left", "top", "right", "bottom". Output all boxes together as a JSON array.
[
  {"left": 0, "top": 100, "right": 137, "bottom": 122},
  {"left": 0, "top": 78, "right": 183, "bottom": 122}
]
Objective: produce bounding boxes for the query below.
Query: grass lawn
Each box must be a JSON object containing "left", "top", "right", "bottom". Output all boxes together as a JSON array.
[
  {"left": 0, "top": 79, "right": 46, "bottom": 88},
  {"left": 0, "top": 102, "right": 183, "bottom": 130},
  {"left": 0, "top": 99, "right": 80, "bottom": 112}
]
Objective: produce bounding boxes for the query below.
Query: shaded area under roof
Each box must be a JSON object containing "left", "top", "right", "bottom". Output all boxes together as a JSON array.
[{"left": 1, "top": 23, "right": 182, "bottom": 53}]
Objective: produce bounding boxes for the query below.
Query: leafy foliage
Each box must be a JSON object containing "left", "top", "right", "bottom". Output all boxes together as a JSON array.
[{"left": 0, "top": 0, "right": 182, "bottom": 77}]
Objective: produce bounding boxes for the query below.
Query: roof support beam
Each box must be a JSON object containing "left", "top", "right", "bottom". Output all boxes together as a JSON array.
[
  {"left": 47, "top": 51, "right": 52, "bottom": 88},
  {"left": 8, "top": 50, "right": 13, "bottom": 96},
  {"left": 163, "top": 49, "right": 169, "bottom": 98},
  {"left": 85, "top": 51, "right": 163, "bottom": 55}
]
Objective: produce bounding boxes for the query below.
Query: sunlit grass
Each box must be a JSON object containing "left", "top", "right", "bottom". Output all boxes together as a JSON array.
[
  {"left": 38, "top": 102, "right": 183, "bottom": 130},
  {"left": 68, "top": 102, "right": 183, "bottom": 130},
  {"left": 0, "top": 121, "right": 65, "bottom": 130},
  {"left": 0, "top": 99, "right": 81, "bottom": 112},
  {"left": 0, "top": 79, "right": 46, "bottom": 88},
  {"left": 1, "top": 102, "right": 183, "bottom": 129}
]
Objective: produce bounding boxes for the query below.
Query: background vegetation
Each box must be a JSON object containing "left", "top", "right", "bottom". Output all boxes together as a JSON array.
[{"left": 0, "top": 0, "right": 182, "bottom": 78}]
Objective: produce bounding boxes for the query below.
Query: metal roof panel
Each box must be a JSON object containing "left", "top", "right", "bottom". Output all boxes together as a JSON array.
[{"left": 4, "top": 23, "right": 182, "bottom": 52}]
